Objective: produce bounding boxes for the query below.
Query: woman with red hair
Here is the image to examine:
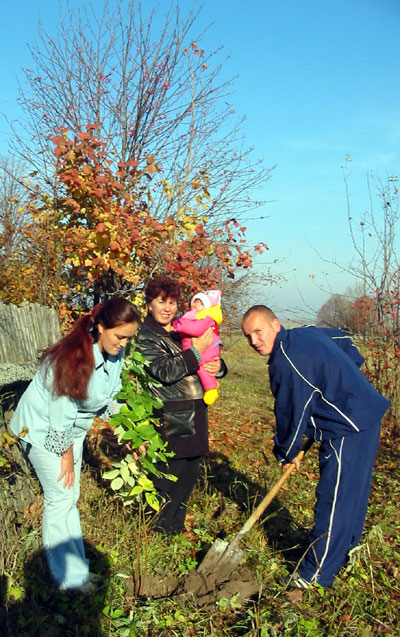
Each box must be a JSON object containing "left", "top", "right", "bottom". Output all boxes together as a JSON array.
[{"left": 10, "top": 297, "right": 140, "bottom": 592}]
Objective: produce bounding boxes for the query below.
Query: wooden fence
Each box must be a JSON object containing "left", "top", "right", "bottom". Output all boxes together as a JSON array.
[
  {"left": 0, "top": 301, "right": 61, "bottom": 395},
  {"left": 0, "top": 301, "right": 61, "bottom": 365}
]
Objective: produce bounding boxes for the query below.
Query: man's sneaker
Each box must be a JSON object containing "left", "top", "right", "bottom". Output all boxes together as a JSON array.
[{"left": 285, "top": 572, "right": 313, "bottom": 589}]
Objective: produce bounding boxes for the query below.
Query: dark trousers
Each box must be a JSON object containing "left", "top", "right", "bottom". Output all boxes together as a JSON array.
[
  {"left": 300, "top": 420, "right": 381, "bottom": 586},
  {"left": 152, "top": 456, "right": 202, "bottom": 535}
]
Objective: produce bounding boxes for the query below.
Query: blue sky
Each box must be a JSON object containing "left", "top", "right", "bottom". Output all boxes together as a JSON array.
[{"left": 1, "top": 0, "right": 399, "bottom": 320}]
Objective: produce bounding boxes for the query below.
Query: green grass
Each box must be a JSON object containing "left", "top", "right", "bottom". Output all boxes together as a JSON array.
[{"left": 2, "top": 333, "right": 400, "bottom": 636}]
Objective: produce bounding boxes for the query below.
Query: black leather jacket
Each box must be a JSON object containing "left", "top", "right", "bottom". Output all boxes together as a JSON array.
[{"left": 136, "top": 314, "right": 204, "bottom": 441}]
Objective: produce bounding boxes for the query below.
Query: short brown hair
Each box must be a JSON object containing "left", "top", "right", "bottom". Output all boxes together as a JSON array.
[
  {"left": 242, "top": 305, "right": 277, "bottom": 323},
  {"left": 145, "top": 276, "right": 181, "bottom": 304}
]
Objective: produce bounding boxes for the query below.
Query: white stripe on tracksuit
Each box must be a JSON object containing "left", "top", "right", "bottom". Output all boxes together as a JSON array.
[
  {"left": 309, "top": 437, "right": 344, "bottom": 583},
  {"left": 279, "top": 342, "right": 360, "bottom": 459}
]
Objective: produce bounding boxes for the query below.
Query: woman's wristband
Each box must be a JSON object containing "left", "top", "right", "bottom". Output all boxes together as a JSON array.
[{"left": 190, "top": 346, "right": 202, "bottom": 362}]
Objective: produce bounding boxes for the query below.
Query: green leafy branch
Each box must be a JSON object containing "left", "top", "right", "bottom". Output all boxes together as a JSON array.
[{"left": 102, "top": 346, "right": 176, "bottom": 511}]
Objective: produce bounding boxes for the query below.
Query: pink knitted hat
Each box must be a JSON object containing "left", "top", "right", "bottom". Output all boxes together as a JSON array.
[{"left": 191, "top": 289, "right": 221, "bottom": 308}]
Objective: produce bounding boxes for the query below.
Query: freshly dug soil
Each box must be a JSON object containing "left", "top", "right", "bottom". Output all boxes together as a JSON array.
[
  {"left": 183, "top": 566, "right": 261, "bottom": 607},
  {"left": 132, "top": 565, "right": 262, "bottom": 608}
]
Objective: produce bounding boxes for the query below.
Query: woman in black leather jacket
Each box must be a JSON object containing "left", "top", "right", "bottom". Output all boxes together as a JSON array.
[{"left": 136, "top": 275, "right": 224, "bottom": 535}]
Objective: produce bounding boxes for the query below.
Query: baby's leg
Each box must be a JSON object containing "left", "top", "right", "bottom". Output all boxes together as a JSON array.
[{"left": 197, "top": 366, "right": 218, "bottom": 405}]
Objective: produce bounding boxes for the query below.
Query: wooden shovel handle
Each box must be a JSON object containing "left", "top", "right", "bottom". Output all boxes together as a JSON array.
[{"left": 237, "top": 437, "right": 314, "bottom": 538}]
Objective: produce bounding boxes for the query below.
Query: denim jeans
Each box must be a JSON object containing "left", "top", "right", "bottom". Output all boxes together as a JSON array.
[{"left": 23, "top": 428, "right": 89, "bottom": 590}]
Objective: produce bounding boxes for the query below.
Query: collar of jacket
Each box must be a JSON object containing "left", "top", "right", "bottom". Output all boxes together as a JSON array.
[
  {"left": 93, "top": 342, "right": 105, "bottom": 369},
  {"left": 269, "top": 325, "right": 288, "bottom": 363},
  {"left": 93, "top": 342, "right": 119, "bottom": 369},
  {"left": 143, "top": 313, "right": 178, "bottom": 339}
]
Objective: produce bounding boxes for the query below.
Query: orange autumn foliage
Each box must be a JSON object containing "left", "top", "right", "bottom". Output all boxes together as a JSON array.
[{"left": 1, "top": 124, "right": 269, "bottom": 311}]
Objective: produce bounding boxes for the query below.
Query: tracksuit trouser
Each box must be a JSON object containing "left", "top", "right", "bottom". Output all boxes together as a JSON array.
[{"left": 299, "top": 420, "right": 381, "bottom": 586}]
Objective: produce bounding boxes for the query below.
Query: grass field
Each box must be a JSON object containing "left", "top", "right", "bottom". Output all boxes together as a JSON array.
[{"left": 2, "top": 333, "right": 400, "bottom": 636}]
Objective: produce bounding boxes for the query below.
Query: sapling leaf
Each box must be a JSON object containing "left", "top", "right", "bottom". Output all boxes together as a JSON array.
[
  {"left": 137, "top": 423, "right": 157, "bottom": 439},
  {"left": 138, "top": 476, "right": 154, "bottom": 490},
  {"left": 129, "top": 485, "right": 143, "bottom": 495},
  {"left": 132, "top": 351, "right": 146, "bottom": 363},
  {"left": 102, "top": 469, "right": 120, "bottom": 480},
  {"left": 145, "top": 491, "right": 160, "bottom": 511},
  {"left": 111, "top": 477, "right": 124, "bottom": 490},
  {"left": 120, "top": 464, "right": 130, "bottom": 483},
  {"left": 128, "top": 461, "right": 140, "bottom": 475}
]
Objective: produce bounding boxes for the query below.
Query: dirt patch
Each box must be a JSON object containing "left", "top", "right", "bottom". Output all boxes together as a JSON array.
[
  {"left": 130, "top": 565, "right": 262, "bottom": 608},
  {"left": 183, "top": 566, "right": 261, "bottom": 607},
  {"left": 131, "top": 573, "right": 180, "bottom": 598}
]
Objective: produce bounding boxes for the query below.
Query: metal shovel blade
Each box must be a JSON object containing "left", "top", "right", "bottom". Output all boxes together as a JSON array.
[{"left": 197, "top": 537, "right": 245, "bottom": 580}]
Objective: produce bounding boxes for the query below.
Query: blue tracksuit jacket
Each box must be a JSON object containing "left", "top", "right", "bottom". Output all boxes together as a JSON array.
[{"left": 268, "top": 326, "right": 390, "bottom": 463}]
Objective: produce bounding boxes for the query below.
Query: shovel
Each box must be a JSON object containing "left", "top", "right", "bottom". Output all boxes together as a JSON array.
[{"left": 197, "top": 438, "right": 314, "bottom": 581}]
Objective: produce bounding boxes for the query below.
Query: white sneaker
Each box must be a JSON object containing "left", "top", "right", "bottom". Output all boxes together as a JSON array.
[{"left": 285, "top": 572, "right": 313, "bottom": 589}]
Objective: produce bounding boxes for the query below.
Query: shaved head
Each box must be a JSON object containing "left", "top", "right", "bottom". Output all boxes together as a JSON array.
[{"left": 242, "top": 305, "right": 277, "bottom": 323}]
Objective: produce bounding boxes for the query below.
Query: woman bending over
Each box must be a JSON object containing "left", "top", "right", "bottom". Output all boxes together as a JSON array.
[{"left": 10, "top": 297, "right": 140, "bottom": 592}]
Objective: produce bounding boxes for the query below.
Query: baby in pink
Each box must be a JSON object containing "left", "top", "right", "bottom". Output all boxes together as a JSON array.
[{"left": 173, "top": 289, "right": 223, "bottom": 405}]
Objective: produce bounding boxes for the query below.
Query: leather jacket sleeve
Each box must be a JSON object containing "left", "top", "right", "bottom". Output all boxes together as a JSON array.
[
  {"left": 136, "top": 326, "right": 198, "bottom": 386},
  {"left": 217, "top": 358, "right": 228, "bottom": 378}
]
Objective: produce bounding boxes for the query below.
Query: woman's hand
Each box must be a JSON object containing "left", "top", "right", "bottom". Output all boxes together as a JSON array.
[
  {"left": 192, "top": 327, "right": 213, "bottom": 353},
  {"left": 132, "top": 442, "right": 147, "bottom": 461},
  {"left": 203, "top": 357, "right": 222, "bottom": 376},
  {"left": 57, "top": 446, "right": 75, "bottom": 488}
]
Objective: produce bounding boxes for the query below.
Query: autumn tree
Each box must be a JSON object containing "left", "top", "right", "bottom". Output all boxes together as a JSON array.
[
  {"left": 5, "top": 125, "right": 267, "bottom": 309},
  {"left": 343, "top": 171, "right": 399, "bottom": 326},
  {"left": 0, "top": 158, "right": 61, "bottom": 305},
  {"left": 346, "top": 295, "right": 377, "bottom": 334},
  {"left": 9, "top": 0, "right": 272, "bottom": 235},
  {"left": 0, "top": 157, "right": 28, "bottom": 261},
  {"left": 316, "top": 293, "right": 351, "bottom": 329},
  {"left": 0, "top": 162, "right": 66, "bottom": 308}
]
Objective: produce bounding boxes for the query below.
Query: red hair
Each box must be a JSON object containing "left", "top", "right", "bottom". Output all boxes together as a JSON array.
[{"left": 42, "top": 298, "right": 141, "bottom": 400}]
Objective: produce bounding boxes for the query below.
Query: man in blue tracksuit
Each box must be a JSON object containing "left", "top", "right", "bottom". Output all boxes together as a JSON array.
[{"left": 242, "top": 305, "right": 390, "bottom": 588}]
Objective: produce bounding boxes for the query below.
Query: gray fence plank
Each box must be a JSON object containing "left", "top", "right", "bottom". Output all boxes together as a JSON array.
[{"left": 0, "top": 302, "right": 61, "bottom": 386}]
